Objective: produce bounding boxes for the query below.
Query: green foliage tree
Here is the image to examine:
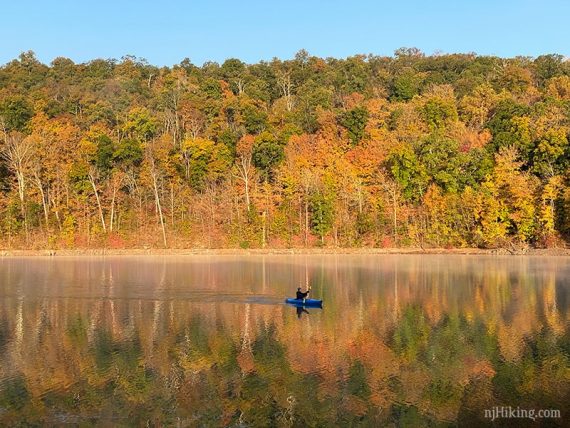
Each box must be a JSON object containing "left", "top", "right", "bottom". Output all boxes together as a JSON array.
[
  {"left": 114, "top": 139, "right": 144, "bottom": 168},
  {"left": 181, "top": 138, "right": 231, "bottom": 189},
  {"left": 486, "top": 99, "right": 532, "bottom": 155},
  {"left": 421, "top": 97, "right": 458, "bottom": 131},
  {"left": 339, "top": 106, "right": 369, "bottom": 145},
  {"left": 252, "top": 132, "right": 284, "bottom": 179},
  {"left": 391, "top": 69, "right": 422, "bottom": 101},
  {"left": 309, "top": 191, "right": 334, "bottom": 244},
  {"left": 416, "top": 134, "right": 463, "bottom": 193},
  {"left": 532, "top": 127, "right": 569, "bottom": 177},
  {"left": 241, "top": 102, "right": 268, "bottom": 134},
  {"left": 386, "top": 146, "right": 429, "bottom": 201},
  {"left": 0, "top": 97, "right": 33, "bottom": 131}
]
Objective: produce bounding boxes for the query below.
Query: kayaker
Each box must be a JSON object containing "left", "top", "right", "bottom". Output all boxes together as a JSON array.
[{"left": 296, "top": 286, "right": 310, "bottom": 300}]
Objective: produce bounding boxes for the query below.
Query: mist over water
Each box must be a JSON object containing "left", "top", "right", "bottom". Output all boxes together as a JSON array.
[{"left": 0, "top": 255, "right": 568, "bottom": 425}]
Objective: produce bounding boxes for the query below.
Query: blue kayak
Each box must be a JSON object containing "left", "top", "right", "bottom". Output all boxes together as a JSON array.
[{"left": 285, "top": 298, "right": 323, "bottom": 308}]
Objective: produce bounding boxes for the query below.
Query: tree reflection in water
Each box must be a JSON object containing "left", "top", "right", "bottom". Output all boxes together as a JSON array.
[{"left": 0, "top": 255, "right": 568, "bottom": 426}]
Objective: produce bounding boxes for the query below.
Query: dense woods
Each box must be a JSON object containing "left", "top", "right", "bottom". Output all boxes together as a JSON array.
[{"left": 1, "top": 49, "right": 570, "bottom": 249}]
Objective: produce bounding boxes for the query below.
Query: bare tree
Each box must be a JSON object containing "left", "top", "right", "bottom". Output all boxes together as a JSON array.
[
  {"left": 31, "top": 162, "right": 49, "bottom": 231},
  {"left": 1, "top": 122, "right": 33, "bottom": 239},
  {"left": 108, "top": 171, "right": 124, "bottom": 232},
  {"left": 146, "top": 143, "right": 167, "bottom": 247},
  {"left": 233, "top": 140, "right": 254, "bottom": 212},
  {"left": 183, "top": 108, "right": 205, "bottom": 141},
  {"left": 277, "top": 71, "right": 294, "bottom": 112},
  {"left": 300, "top": 169, "right": 316, "bottom": 246},
  {"left": 88, "top": 166, "right": 107, "bottom": 233},
  {"left": 379, "top": 172, "right": 401, "bottom": 246},
  {"left": 235, "top": 78, "right": 247, "bottom": 96}
]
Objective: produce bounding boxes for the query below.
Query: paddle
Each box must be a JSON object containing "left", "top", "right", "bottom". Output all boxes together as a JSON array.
[{"left": 304, "top": 286, "right": 312, "bottom": 303}]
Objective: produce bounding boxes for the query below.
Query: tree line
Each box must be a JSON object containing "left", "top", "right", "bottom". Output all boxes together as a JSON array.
[{"left": 1, "top": 49, "right": 570, "bottom": 249}]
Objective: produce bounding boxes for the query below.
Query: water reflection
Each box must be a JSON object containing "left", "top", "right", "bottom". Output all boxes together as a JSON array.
[
  {"left": 296, "top": 306, "right": 310, "bottom": 319},
  {"left": 0, "top": 255, "right": 568, "bottom": 426}
]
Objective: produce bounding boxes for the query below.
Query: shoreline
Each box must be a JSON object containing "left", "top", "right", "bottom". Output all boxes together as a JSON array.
[{"left": 1, "top": 247, "right": 569, "bottom": 257}]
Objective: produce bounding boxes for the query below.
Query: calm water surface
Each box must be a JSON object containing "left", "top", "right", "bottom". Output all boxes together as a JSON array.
[{"left": 0, "top": 255, "right": 569, "bottom": 426}]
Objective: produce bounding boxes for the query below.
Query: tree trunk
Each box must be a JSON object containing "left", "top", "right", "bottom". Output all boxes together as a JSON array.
[
  {"left": 244, "top": 177, "right": 250, "bottom": 212},
  {"left": 170, "top": 181, "right": 175, "bottom": 226},
  {"left": 109, "top": 186, "right": 117, "bottom": 232},
  {"left": 89, "top": 172, "right": 107, "bottom": 233},
  {"left": 34, "top": 174, "right": 49, "bottom": 230},
  {"left": 392, "top": 193, "right": 398, "bottom": 246},
  {"left": 1, "top": 132, "right": 32, "bottom": 242},
  {"left": 261, "top": 211, "right": 266, "bottom": 248},
  {"left": 234, "top": 155, "right": 252, "bottom": 213},
  {"left": 151, "top": 170, "right": 168, "bottom": 248},
  {"left": 16, "top": 170, "right": 28, "bottom": 240},
  {"left": 305, "top": 195, "right": 309, "bottom": 246}
]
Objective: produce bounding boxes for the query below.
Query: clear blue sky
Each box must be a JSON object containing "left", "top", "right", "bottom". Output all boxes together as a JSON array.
[{"left": 2, "top": 0, "right": 569, "bottom": 66}]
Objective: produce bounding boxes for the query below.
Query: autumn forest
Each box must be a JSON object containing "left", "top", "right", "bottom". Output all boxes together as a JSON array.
[{"left": 1, "top": 49, "right": 570, "bottom": 249}]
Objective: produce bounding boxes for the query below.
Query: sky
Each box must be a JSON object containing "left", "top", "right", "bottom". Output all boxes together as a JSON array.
[{"left": 1, "top": 0, "right": 569, "bottom": 66}]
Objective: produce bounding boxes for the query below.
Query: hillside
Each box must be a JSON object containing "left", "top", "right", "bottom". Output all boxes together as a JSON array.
[{"left": 1, "top": 49, "right": 569, "bottom": 249}]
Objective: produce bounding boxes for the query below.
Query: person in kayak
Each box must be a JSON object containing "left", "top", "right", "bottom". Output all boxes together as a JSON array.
[{"left": 296, "top": 286, "right": 311, "bottom": 300}]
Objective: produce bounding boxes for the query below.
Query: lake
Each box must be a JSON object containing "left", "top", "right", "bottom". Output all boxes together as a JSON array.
[{"left": 0, "top": 255, "right": 568, "bottom": 426}]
